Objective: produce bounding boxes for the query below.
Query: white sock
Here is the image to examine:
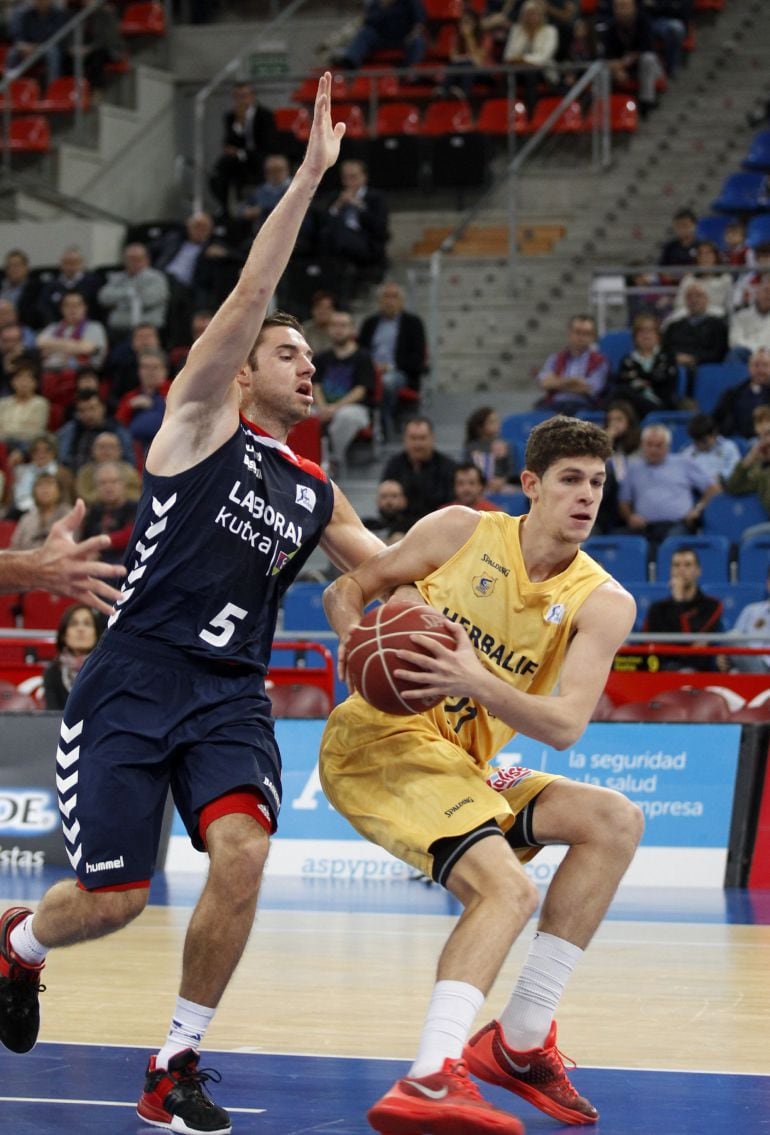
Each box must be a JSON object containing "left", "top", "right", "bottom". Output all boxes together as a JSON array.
[
  {"left": 156, "top": 997, "right": 216, "bottom": 1069},
  {"left": 499, "top": 931, "right": 583, "bottom": 1051},
  {"left": 408, "top": 980, "right": 485, "bottom": 1078},
  {"left": 9, "top": 914, "right": 48, "bottom": 967}
]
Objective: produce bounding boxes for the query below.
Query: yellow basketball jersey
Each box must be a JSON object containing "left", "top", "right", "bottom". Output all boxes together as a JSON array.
[{"left": 414, "top": 511, "right": 610, "bottom": 764}]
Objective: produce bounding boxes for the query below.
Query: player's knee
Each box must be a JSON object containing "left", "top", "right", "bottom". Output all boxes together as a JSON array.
[
  {"left": 210, "top": 829, "right": 268, "bottom": 900},
  {"left": 601, "top": 790, "right": 645, "bottom": 858},
  {"left": 86, "top": 887, "right": 148, "bottom": 936}
]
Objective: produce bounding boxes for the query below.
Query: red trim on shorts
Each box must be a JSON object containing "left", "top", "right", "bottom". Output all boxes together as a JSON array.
[
  {"left": 76, "top": 879, "right": 150, "bottom": 893},
  {"left": 199, "top": 788, "right": 273, "bottom": 848}
]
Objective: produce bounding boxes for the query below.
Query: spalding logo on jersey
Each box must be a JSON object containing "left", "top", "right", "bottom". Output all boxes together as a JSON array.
[{"left": 295, "top": 484, "right": 316, "bottom": 512}]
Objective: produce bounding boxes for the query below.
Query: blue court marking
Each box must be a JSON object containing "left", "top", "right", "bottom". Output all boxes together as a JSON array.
[
  {"left": 3, "top": 868, "right": 770, "bottom": 925},
  {"left": 1, "top": 1043, "right": 769, "bottom": 1135}
]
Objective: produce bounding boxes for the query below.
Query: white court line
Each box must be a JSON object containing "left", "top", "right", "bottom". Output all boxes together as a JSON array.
[{"left": 0, "top": 1096, "right": 265, "bottom": 1113}]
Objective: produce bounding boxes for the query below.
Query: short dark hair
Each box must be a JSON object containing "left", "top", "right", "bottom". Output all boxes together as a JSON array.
[
  {"left": 455, "top": 461, "right": 486, "bottom": 486},
  {"left": 687, "top": 413, "right": 716, "bottom": 441},
  {"left": 247, "top": 311, "right": 305, "bottom": 369},
  {"left": 673, "top": 208, "right": 697, "bottom": 223},
  {"left": 525, "top": 415, "right": 612, "bottom": 477},
  {"left": 671, "top": 545, "right": 701, "bottom": 567}
]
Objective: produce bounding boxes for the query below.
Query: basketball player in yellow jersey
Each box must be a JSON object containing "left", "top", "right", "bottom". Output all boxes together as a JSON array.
[{"left": 320, "top": 416, "right": 643, "bottom": 1135}]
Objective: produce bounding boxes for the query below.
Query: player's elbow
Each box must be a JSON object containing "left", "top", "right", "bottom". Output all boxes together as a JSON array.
[{"left": 547, "top": 716, "right": 589, "bottom": 751}]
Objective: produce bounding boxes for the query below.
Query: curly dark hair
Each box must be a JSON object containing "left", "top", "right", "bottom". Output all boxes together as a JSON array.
[{"left": 525, "top": 415, "right": 612, "bottom": 477}]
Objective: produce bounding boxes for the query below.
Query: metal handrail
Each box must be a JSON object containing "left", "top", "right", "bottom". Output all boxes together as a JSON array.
[
  {"left": 425, "top": 59, "right": 610, "bottom": 401},
  {"left": 1, "top": 0, "right": 173, "bottom": 175},
  {"left": 191, "top": 0, "right": 311, "bottom": 212}
]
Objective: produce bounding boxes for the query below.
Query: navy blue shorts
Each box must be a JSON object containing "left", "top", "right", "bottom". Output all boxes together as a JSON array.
[{"left": 57, "top": 633, "right": 281, "bottom": 890}]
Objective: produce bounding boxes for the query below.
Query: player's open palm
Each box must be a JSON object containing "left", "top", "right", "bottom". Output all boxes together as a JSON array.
[{"left": 304, "top": 72, "right": 346, "bottom": 178}]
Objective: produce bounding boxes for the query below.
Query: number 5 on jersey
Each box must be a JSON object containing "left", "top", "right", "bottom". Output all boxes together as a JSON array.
[{"left": 199, "top": 603, "right": 248, "bottom": 648}]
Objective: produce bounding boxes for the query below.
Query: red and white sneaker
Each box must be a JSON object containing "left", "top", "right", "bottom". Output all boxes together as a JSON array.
[
  {"left": 0, "top": 906, "right": 45, "bottom": 1054},
  {"left": 367, "top": 1056, "right": 525, "bottom": 1134},
  {"left": 137, "top": 1048, "right": 231, "bottom": 1134},
  {"left": 464, "top": 1020, "right": 598, "bottom": 1126}
]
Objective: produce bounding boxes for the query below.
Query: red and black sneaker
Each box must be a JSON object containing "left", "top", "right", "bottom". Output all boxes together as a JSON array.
[
  {"left": 368, "top": 1056, "right": 525, "bottom": 1134},
  {"left": 464, "top": 1020, "right": 598, "bottom": 1126},
  {"left": 137, "top": 1048, "right": 232, "bottom": 1134},
  {"left": 0, "top": 906, "right": 45, "bottom": 1054}
]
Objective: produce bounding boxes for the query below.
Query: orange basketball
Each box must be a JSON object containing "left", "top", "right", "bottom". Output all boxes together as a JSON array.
[{"left": 346, "top": 602, "right": 456, "bottom": 716}]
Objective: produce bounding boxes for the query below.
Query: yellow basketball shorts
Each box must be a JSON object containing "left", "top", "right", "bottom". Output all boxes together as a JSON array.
[{"left": 319, "top": 695, "right": 561, "bottom": 880}]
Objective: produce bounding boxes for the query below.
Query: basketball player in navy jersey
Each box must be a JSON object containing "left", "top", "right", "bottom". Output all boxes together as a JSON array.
[{"left": 0, "top": 75, "right": 379, "bottom": 1135}]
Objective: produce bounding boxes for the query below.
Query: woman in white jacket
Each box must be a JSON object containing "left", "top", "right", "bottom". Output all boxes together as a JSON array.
[{"left": 503, "top": 0, "right": 559, "bottom": 115}]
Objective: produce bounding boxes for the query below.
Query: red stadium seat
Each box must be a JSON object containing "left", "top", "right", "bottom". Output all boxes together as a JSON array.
[
  {"left": 0, "top": 78, "right": 40, "bottom": 110},
  {"left": 1, "top": 116, "right": 51, "bottom": 152},
  {"left": 0, "top": 592, "right": 19, "bottom": 627},
  {"left": 586, "top": 94, "right": 638, "bottom": 133},
  {"left": 21, "top": 591, "right": 77, "bottom": 630},
  {"left": 347, "top": 73, "right": 401, "bottom": 102},
  {"left": 651, "top": 686, "right": 731, "bottom": 722},
  {"left": 0, "top": 679, "right": 38, "bottom": 712},
  {"left": 591, "top": 690, "right": 617, "bottom": 722},
  {"left": 274, "top": 105, "right": 312, "bottom": 141},
  {"left": 426, "top": 24, "right": 457, "bottom": 62},
  {"left": 528, "top": 96, "right": 583, "bottom": 134},
  {"left": 422, "top": 99, "right": 475, "bottom": 135},
  {"left": 375, "top": 101, "right": 421, "bottom": 135},
  {"left": 477, "top": 97, "right": 528, "bottom": 137},
  {"left": 290, "top": 74, "right": 323, "bottom": 104},
  {"left": 37, "top": 77, "right": 91, "bottom": 113},
  {"left": 331, "top": 103, "right": 369, "bottom": 138},
  {"left": 424, "top": 0, "right": 463, "bottom": 18},
  {"left": 121, "top": 1, "right": 166, "bottom": 35}
]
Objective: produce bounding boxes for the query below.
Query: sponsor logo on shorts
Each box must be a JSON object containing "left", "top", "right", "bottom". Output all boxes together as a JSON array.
[
  {"left": 544, "top": 603, "right": 566, "bottom": 625},
  {"left": 262, "top": 776, "right": 280, "bottom": 810},
  {"left": 445, "top": 796, "right": 474, "bottom": 818},
  {"left": 85, "top": 856, "right": 125, "bottom": 874},
  {"left": 472, "top": 575, "right": 496, "bottom": 597},
  {"left": 481, "top": 553, "right": 510, "bottom": 577},
  {"left": 486, "top": 766, "right": 533, "bottom": 792}
]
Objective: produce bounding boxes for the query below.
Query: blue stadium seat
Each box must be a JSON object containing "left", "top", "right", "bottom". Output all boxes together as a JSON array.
[
  {"left": 582, "top": 535, "right": 649, "bottom": 585},
  {"left": 486, "top": 491, "right": 529, "bottom": 515},
  {"left": 742, "top": 131, "right": 770, "bottom": 173},
  {"left": 706, "top": 583, "right": 765, "bottom": 630},
  {"left": 629, "top": 583, "right": 669, "bottom": 630},
  {"left": 695, "top": 214, "right": 736, "bottom": 248},
  {"left": 598, "top": 329, "right": 633, "bottom": 373},
  {"left": 575, "top": 409, "right": 606, "bottom": 424},
  {"left": 702, "top": 493, "right": 767, "bottom": 544},
  {"left": 655, "top": 534, "right": 731, "bottom": 584},
  {"left": 500, "top": 411, "right": 552, "bottom": 457},
  {"left": 692, "top": 361, "right": 746, "bottom": 414},
  {"left": 746, "top": 214, "right": 770, "bottom": 249},
  {"left": 282, "top": 581, "right": 328, "bottom": 632},
  {"left": 711, "top": 172, "right": 769, "bottom": 215},
  {"left": 738, "top": 532, "right": 770, "bottom": 583}
]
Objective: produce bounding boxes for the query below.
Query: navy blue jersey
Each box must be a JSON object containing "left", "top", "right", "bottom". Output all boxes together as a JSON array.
[{"left": 103, "top": 416, "right": 334, "bottom": 673}]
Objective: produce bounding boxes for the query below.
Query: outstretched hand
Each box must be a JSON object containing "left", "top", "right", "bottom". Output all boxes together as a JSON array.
[
  {"left": 33, "top": 500, "right": 126, "bottom": 617},
  {"left": 303, "top": 72, "right": 346, "bottom": 180}
]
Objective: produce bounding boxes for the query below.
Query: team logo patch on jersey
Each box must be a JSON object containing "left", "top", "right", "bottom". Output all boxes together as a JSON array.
[
  {"left": 295, "top": 484, "right": 316, "bottom": 512},
  {"left": 544, "top": 603, "right": 566, "bottom": 625},
  {"left": 272, "top": 548, "right": 298, "bottom": 576},
  {"left": 472, "top": 575, "right": 496, "bottom": 597},
  {"left": 486, "top": 765, "right": 533, "bottom": 792}
]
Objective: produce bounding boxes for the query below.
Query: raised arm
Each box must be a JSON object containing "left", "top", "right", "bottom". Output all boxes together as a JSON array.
[{"left": 166, "top": 74, "right": 345, "bottom": 417}]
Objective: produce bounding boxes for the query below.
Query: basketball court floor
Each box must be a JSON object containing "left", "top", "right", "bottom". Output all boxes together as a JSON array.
[{"left": 1, "top": 869, "right": 769, "bottom": 1134}]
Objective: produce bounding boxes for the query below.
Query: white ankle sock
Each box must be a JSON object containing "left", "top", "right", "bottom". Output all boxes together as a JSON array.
[
  {"left": 499, "top": 931, "right": 583, "bottom": 1051},
  {"left": 156, "top": 997, "right": 216, "bottom": 1069},
  {"left": 408, "top": 980, "right": 485, "bottom": 1079},
  {"left": 9, "top": 914, "right": 47, "bottom": 967}
]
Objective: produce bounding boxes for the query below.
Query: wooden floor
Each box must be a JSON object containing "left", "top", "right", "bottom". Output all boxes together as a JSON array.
[{"left": 1, "top": 872, "right": 769, "bottom": 1133}]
